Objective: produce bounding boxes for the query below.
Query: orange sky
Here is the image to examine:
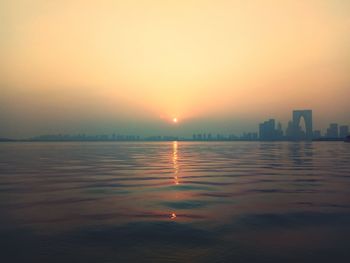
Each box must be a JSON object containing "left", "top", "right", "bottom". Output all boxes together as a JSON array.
[{"left": 1, "top": 0, "right": 350, "bottom": 137}]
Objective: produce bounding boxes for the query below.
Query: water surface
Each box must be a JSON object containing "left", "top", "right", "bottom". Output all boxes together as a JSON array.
[{"left": 1, "top": 142, "right": 350, "bottom": 262}]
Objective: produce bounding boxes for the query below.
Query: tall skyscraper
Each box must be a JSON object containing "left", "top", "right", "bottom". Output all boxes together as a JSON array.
[
  {"left": 326, "top": 123, "right": 339, "bottom": 138},
  {"left": 276, "top": 122, "right": 283, "bottom": 138},
  {"left": 259, "top": 119, "right": 283, "bottom": 140},
  {"left": 286, "top": 121, "right": 294, "bottom": 139},
  {"left": 339, "top": 125, "right": 349, "bottom": 138}
]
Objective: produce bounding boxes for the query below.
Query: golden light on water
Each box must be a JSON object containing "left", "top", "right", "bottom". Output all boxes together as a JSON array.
[
  {"left": 172, "top": 141, "right": 179, "bottom": 185},
  {"left": 168, "top": 142, "right": 179, "bottom": 221}
]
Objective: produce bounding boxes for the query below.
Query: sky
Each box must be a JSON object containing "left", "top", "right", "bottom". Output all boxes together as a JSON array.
[{"left": 1, "top": 0, "right": 350, "bottom": 138}]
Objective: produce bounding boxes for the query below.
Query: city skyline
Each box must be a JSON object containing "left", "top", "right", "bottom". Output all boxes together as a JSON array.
[
  {"left": 1, "top": 109, "right": 348, "bottom": 141},
  {"left": 1, "top": 1, "right": 350, "bottom": 138},
  {"left": 1, "top": 108, "right": 350, "bottom": 139}
]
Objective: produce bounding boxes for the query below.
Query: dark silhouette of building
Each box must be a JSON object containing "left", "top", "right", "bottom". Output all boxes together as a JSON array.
[
  {"left": 286, "top": 121, "right": 294, "bottom": 139},
  {"left": 326, "top": 123, "right": 339, "bottom": 138},
  {"left": 241, "top": 132, "right": 258, "bottom": 140},
  {"left": 313, "top": 130, "right": 321, "bottom": 139},
  {"left": 207, "top": 133, "right": 212, "bottom": 140},
  {"left": 292, "top": 110, "right": 313, "bottom": 140},
  {"left": 216, "top": 134, "right": 224, "bottom": 140},
  {"left": 259, "top": 119, "right": 283, "bottom": 140},
  {"left": 339, "top": 125, "right": 349, "bottom": 138},
  {"left": 276, "top": 122, "right": 283, "bottom": 138}
]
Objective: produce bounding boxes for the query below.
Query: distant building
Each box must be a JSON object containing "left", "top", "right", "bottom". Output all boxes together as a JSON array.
[
  {"left": 259, "top": 119, "right": 274, "bottom": 140},
  {"left": 339, "top": 125, "right": 349, "bottom": 138},
  {"left": 216, "top": 134, "right": 224, "bottom": 140},
  {"left": 286, "top": 121, "right": 294, "bottom": 139},
  {"left": 241, "top": 132, "right": 258, "bottom": 140},
  {"left": 228, "top": 134, "right": 238, "bottom": 140},
  {"left": 326, "top": 123, "right": 339, "bottom": 138},
  {"left": 291, "top": 110, "right": 313, "bottom": 140},
  {"left": 259, "top": 119, "right": 283, "bottom": 140},
  {"left": 207, "top": 133, "right": 212, "bottom": 140},
  {"left": 276, "top": 122, "right": 284, "bottom": 138},
  {"left": 313, "top": 130, "right": 321, "bottom": 139}
]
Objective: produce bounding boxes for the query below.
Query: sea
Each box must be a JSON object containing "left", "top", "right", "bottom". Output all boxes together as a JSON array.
[{"left": 0, "top": 141, "right": 350, "bottom": 262}]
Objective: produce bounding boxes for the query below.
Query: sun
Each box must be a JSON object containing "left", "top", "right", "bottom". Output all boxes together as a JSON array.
[{"left": 172, "top": 117, "right": 178, "bottom": 123}]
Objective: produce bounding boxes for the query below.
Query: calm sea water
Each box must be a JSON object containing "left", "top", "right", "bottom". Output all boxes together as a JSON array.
[{"left": 1, "top": 141, "right": 350, "bottom": 262}]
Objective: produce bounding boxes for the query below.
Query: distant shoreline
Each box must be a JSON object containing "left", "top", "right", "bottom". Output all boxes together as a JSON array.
[{"left": 0, "top": 138, "right": 347, "bottom": 143}]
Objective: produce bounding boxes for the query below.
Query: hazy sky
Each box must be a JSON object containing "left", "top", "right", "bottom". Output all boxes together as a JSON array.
[{"left": 1, "top": 0, "right": 350, "bottom": 138}]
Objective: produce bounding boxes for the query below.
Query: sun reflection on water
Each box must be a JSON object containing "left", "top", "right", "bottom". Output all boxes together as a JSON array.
[
  {"left": 173, "top": 141, "right": 179, "bottom": 185},
  {"left": 170, "top": 141, "right": 180, "bottom": 220}
]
